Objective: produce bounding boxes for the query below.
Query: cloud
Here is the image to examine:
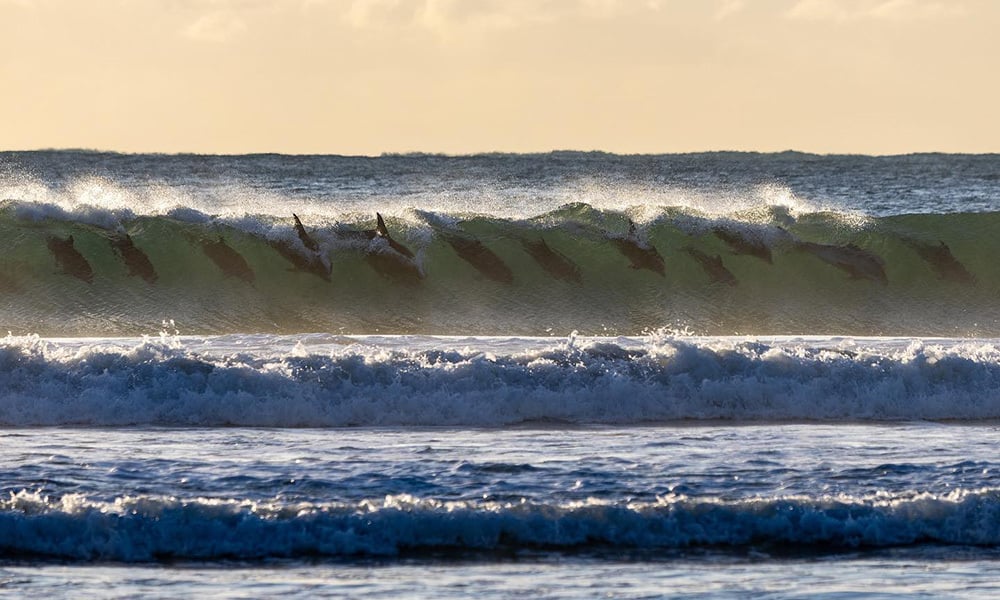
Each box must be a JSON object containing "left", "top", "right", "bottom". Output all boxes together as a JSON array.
[
  {"left": 714, "top": 0, "right": 746, "bottom": 20},
  {"left": 785, "top": 0, "right": 968, "bottom": 22},
  {"left": 182, "top": 10, "right": 248, "bottom": 42},
  {"left": 342, "top": 0, "right": 651, "bottom": 34}
]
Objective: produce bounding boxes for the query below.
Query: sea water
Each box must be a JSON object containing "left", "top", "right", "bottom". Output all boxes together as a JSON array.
[{"left": 1, "top": 151, "right": 1000, "bottom": 597}]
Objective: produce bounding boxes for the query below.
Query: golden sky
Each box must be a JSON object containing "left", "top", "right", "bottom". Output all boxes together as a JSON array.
[{"left": 1, "top": 0, "right": 997, "bottom": 155}]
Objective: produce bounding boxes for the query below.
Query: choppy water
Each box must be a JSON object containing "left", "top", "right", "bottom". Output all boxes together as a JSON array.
[{"left": 1, "top": 150, "right": 999, "bottom": 597}]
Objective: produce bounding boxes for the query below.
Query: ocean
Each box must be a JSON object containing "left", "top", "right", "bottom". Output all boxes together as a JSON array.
[{"left": 2, "top": 150, "right": 1000, "bottom": 597}]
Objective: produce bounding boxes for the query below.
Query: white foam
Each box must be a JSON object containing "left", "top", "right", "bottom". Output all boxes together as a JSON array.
[
  {"left": 2, "top": 487, "right": 999, "bottom": 560},
  {"left": 1, "top": 334, "right": 999, "bottom": 427}
]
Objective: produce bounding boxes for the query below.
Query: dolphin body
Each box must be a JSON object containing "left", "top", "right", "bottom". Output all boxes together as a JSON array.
[
  {"left": 903, "top": 238, "right": 975, "bottom": 285},
  {"left": 612, "top": 221, "right": 665, "bottom": 277},
  {"left": 47, "top": 235, "right": 93, "bottom": 284},
  {"left": 270, "top": 215, "right": 331, "bottom": 281},
  {"left": 683, "top": 246, "right": 738, "bottom": 286},
  {"left": 521, "top": 237, "right": 581, "bottom": 283},
  {"left": 370, "top": 213, "right": 415, "bottom": 258},
  {"left": 364, "top": 213, "right": 423, "bottom": 284},
  {"left": 110, "top": 233, "right": 158, "bottom": 283},
  {"left": 201, "top": 236, "right": 255, "bottom": 284},
  {"left": 443, "top": 233, "right": 514, "bottom": 284},
  {"left": 712, "top": 226, "right": 773, "bottom": 264},
  {"left": 795, "top": 241, "right": 888, "bottom": 285}
]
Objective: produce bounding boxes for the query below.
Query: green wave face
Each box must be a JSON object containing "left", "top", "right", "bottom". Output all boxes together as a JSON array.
[{"left": 1, "top": 204, "right": 998, "bottom": 337}]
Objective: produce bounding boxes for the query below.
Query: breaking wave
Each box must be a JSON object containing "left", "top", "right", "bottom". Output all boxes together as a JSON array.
[
  {"left": 1, "top": 200, "right": 999, "bottom": 336},
  {"left": 4, "top": 488, "right": 1000, "bottom": 561},
  {"left": 2, "top": 334, "right": 1000, "bottom": 427}
]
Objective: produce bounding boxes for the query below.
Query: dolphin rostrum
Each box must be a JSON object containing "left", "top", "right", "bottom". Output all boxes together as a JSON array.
[
  {"left": 683, "top": 246, "right": 738, "bottom": 286},
  {"left": 443, "top": 233, "right": 514, "bottom": 284},
  {"left": 712, "top": 226, "right": 773, "bottom": 264},
  {"left": 110, "top": 233, "right": 158, "bottom": 283},
  {"left": 201, "top": 236, "right": 255, "bottom": 284},
  {"left": 795, "top": 240, "right": 887, "bottom": 285},
  {"left": 47, "top": 235, "right": 93, "bottom": 284},
  {"left": 521, "top": 236, "right": 582, "bottom": 283},
  {"left": 902, "top": 238, "right": 975, "bottom": 285},
  {"left": 612, "top": 220, "right": 665, "bottom": 277}
]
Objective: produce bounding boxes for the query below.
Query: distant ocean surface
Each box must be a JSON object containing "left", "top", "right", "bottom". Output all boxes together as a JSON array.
[{"left": 2, "top": 150, "right": 1000, "bottom": 597}]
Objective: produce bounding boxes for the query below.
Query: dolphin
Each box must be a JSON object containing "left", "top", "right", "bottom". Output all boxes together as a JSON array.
[
  {"left": 612, "top": 221, "right": 665, "bottom": 277},
  {"left": 110, "top": 233, "right": 158, "bottom": 283},
  {"left": 370, "top": 213, "right": 415, "bottom": 258},
  {"left": 683, "top": 246, "right": 738, "bottom": 286},
  {"left": 902, "top": 238, "right": 975, "bottom": 285},
  {"left": 270, "top": 215, "right": 331, "bottom": 281},
  {"left": 292, "top": 213, "right": 320, "bottom": 253},
  {"left": 521, "top": 236, "right": 582, "bottom": 283},
  {"left": 363, "top": 213, "right": 423, "bottom": 284},
  {"left": 46, "top": 235, "right": 93, "bottom": 284},
  {"left": 270, "top": 238, "right": 332, "bottom": 281},
  {"left": 795, "top": 240, "right": 888, "bottom": 285},
  {"left": 712, "top": 226, "right": 773, "bottom": 264},
  {"left": 443, "top": 233, "right": 514, "bottom": 284},
  {"left": 201, "top": 236, "right": 255, "bottom": 284}
]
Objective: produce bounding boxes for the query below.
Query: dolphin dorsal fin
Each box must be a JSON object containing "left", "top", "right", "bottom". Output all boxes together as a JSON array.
[
  {"left": 376, "top": 213, "right": 389, "bottom": 238},
  {"left": 626, "top": 220, "right": 637, "bottom": 239}
]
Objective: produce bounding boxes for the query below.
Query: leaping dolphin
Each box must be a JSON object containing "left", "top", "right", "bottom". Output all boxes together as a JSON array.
[
  {"left": 110, "top": 233, "right": 158, "bottom": 283},
  {"left": 46, "top": 235, "right": 93, "bottom": 284},
  {"left": 201, "top": 236, "right": 255, "bottom": 284},
  {"left": 521, "top": 236, "right": 581, "bottom": 283},
  {"left": 443, "top": 233, "right": 514, "bottom": 284},
  {"left": 902, "top": 238, "right": 975, "bottom": 285},
  {"left": 712, "top": 226, "right": 773, "bottom": 264},
  {"left": 795, "top": 241, "right": 887, "bottom": 285},
  {"left": 612, "top": 221, "right": 665, "bottom": 277},
  {"left": 683, "top": 246, "right": 738, "bottom": 287}
]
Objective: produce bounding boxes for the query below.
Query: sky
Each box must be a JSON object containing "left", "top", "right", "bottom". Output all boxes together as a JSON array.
[{"left": 1, "top": 0, "right": 998, "bottom": 155}]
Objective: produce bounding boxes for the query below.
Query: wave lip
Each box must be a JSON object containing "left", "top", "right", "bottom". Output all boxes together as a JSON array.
[
  {"left": 3, "top": 488, "right": 1000, "bottom": 561},
  {"left": 2, "top": 335, "right": 1000, "bottom": 427}
]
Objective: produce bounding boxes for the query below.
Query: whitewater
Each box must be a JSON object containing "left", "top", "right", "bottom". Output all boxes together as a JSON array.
[{"left": 2, "top": 150, "right": 1000, "bottom": 597}]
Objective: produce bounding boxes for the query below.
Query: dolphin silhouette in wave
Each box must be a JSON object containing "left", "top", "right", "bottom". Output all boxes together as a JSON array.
[
  {"left": 521, "top": 236, "right": 581, "bottom": 283},
  {"left": 47, "top": 235, "right": 93, "bottom": 284},
  {"left": 611, "top": 220, "right": 665, "bottom": 277},
  {"left": 795, "top": 240, "right": 887, "bottom": 286},
  {"left": 443, "top": 232, "right": 514, "bottom": 284},
  {"left": 712, "top": 226, "right": 773, "bottom": 264},
  {"left": 683, "top": 246, "right": 738, "bottom": 286},
  {"left": 270, "top": 215, "right": 331, "bottom": 281},
  {"left": 110, "top": 233, "right": 158, "bottom": 283},
  {"left": 201, "top": 236, "right": 255, "bottom": 284},
  {"left": 902, "top": 238, "right": 975, "bottom": 285},
  {"left": 364, "top": 213, "right": 423, "bottom": 284}
]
